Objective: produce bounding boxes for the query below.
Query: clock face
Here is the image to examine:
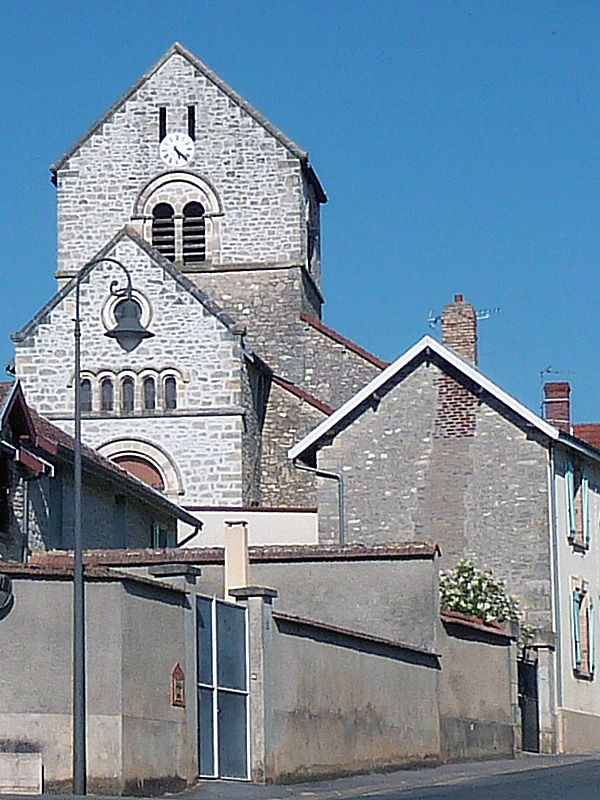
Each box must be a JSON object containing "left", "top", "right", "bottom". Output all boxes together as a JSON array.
[{"left": 159, "top": 132, "right": 195, "bottom": 167}]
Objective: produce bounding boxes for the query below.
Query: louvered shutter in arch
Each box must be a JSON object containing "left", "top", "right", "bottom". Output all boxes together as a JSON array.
[
  {"left": 182, "top": 201, "right": 206, "bottom": 264},
  {"left": 152, "top": 203, "right": 176, "bottom": 261}
]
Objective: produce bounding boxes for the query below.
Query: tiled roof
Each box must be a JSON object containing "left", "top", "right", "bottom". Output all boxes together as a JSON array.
[
  {"left": 299, "top": 313, "right": 389, "bottom": 369},
  {"left": 0, "top": 561, "right": 185, "bottom": 593},
  {"left": 272, "top": 375, "right": 334, "bottom": 415},
  {"left": 573, "top": 424, "right": 600, "bottom": 451},
  {"left": 30, "top": 541, "right": 439, "bottom": 568},
  {"left": 440, "top": 610, "right": 514, "bottom": 639},
  {"left": 26, "top": 405, "right": 201, "bottom": 527}
]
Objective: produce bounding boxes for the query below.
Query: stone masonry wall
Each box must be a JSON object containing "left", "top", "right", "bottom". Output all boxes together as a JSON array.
[
  {"left": 299, "top": 319, "right": 386, "bottom": 410},
  {"left": 55, "top": 51, "right": 308, "bottom": 277},
  {"left": 317, "top": 359, "right": 552, "bottom": 628},
  {"left": 261, "top": 382, "right": 327, "bottom": 507},
  {"left": 193, "top": 266, "right": 318, "bottom": 384},
  {"left": 14, "top": 236, "right": 250, "bottom": 507}
]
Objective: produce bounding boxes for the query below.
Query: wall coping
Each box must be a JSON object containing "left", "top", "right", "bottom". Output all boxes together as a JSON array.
[
  {"left": 441, "top": 610, "right": 515, "bottom": 640},
  {"left": 273, "top": 610, "right": 440, "bottom": 659},
  {"left": 29, "top": 541, "right": 439, "bottom": 568}
]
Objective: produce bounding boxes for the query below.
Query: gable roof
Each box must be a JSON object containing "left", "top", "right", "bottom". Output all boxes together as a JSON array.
[
  {"left": 25, "top": 402, "right": 201, "bottom": 528},
  {"left": 272, "top": 375, "right": 334, "bottom": 416},
  {"left": 12, "top": 226, "right": 240, "bottom": 345},
  {"left": 299, "top": 313, "right": 389, "bottom": 369},
  {"left": 289, "top": 334, "right": 564, "bottom": 460},
  {"left": 50, "top": 43, "right": 326, "bottom": 202}
]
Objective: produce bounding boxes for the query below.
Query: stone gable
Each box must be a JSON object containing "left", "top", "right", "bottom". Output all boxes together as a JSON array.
[
  {"left": 55, "top": 49, "right": 316, "bottom": 282},
  {"left": 14, "top": 235, "right": 256, "bottom": 507}
]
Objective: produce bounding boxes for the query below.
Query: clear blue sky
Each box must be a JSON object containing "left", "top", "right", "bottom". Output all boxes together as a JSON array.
[{"left": 1, "top": 1, "right": 600, "bottom": 421}]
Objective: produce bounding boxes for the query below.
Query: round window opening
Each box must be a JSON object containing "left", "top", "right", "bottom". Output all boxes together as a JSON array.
[{"left": 101, "top": 289, "right": 153, "bottom": 332}]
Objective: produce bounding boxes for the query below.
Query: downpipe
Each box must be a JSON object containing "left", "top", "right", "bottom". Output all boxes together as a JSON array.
[{"left": 293, "top": 459, "right": 345, "bottom": 546}]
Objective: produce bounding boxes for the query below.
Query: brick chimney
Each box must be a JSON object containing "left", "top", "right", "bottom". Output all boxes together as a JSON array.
[
  {"left": 543, "top": 382, "right": 571, "bottom": 432},
  {"left": 441, "top": 294, "right": 478, "bottom": 365}
]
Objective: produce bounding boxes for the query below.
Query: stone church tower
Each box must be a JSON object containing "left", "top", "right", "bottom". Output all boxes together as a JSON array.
[
  {"left": 52, "top": 42, "right": 326, "bottom": 383},
  {"left": 12, "top": 44, "right": 385, "bottom": 517}
]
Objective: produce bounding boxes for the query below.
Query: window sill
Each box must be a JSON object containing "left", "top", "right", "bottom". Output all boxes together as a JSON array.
[
  {"left": 574, "top": 668, "right": 594, "bottom": 681},
  {"left": 568, "top": 537, "right": 589, "bottom": 553}
]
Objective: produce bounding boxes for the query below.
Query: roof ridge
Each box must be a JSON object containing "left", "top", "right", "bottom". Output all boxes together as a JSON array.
[
  {"left": 288, "top": 335, "right": 562, "bottom": 461},
  {"left": 299, "top": 312, "right": 389, "bottom": 369},
  {"left": 51, "top": 42, "right": 316, "bottom": 176}
]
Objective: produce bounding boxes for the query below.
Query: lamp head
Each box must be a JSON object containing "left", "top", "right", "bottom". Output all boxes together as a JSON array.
[{"left": 105, "top": 297, "right": 154, "bottom": 352}]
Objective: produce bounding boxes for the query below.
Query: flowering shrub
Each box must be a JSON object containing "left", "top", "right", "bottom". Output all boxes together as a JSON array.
[{"left": 439, "top": 559, "right": 520, "bottom": 624}]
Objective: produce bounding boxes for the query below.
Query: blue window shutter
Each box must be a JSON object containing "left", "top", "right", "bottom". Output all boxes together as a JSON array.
[
  {"left": 590, "top": 597, "right": 595, "bottom": 676},
  {"left": 566, "top": 462, "right": 576, "bottom": 540},
  {"left": 583, "top": 472, "right": 591, "bottom": 548},
  {"left": 572, "top": 590, "right": 582, "bottom": 670}
]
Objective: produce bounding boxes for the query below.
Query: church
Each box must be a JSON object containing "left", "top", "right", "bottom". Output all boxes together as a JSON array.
[
  {"left": 12, "top": 42, "right": 383, "bottom": 532},
  {"left": 12, "top": 42, "right": 600, "bottom": 770}
]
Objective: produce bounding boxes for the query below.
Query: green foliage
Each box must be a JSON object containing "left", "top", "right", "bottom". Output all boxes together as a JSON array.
[{"left": 439, "top": 559, "right": 520, "bottom": 624}]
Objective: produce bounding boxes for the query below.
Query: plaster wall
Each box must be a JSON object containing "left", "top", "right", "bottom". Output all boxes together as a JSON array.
[
  {"left": 0, "top": 577, "right": 193, "bottom": 792},
  {"left": 437, "top": 620, "right": 516, "bottom": 761},
  {"left": 267, "top": 616, "right": 440, "bottom": 781},
  {"left": 254, "top": 558, "right": 438, "bottom": 650},
  {"left": 180, "top": 509, "right": 318, "bottom": 547},
  {"left": 553, "top": 447, "right": 600, "bottom": 737}
]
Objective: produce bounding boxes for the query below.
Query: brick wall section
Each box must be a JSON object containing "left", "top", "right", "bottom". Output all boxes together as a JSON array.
[
  {"left": 434, "top": 373, "right": 478, "bottom": 438},
  {"left": 441, "top": 295, "right": 477, "bottom": 365},
  {"left": 316, "top": 359, "right": 552, "bottom": 629},
  {"left": 543, "top": 382, "right": 571, "bottom": 432}
]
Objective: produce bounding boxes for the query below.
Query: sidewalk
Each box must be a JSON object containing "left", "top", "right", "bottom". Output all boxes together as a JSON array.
[
  {"left": 5, "top": 753, "right": 600, "bottom": 800},
  {"left": 183, "top": 753, "right": 600, "bottom": 800}
]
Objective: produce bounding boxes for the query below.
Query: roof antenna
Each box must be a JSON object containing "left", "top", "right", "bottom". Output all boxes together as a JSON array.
[
  {"left": 428, "top": 306, "right": 501, "bottom": 328},
  {"left": 539, "top": 366, "right": 575, "bottom": 417}
]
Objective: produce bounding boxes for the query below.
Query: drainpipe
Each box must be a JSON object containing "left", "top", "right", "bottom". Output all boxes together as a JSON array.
[
  {"left": 293, "top": 460, "right": 345, "bottom": 546},
  {"left": 22, "top": 478, "right": 30, "bottom": 563}
]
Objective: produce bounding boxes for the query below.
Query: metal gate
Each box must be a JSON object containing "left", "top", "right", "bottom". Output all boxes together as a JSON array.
[
  {"left": 196, "top": 596, "right": 249, "bottom": 779},
  {"left": 518, "top": 656, "right": 539, "bottom": 752}
]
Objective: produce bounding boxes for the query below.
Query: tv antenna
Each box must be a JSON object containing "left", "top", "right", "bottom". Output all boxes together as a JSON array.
[{"left": 428, "top": 307, "right": 500, "bottom": 329}]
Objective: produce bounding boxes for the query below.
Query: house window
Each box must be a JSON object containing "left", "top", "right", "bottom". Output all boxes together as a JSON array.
[
  {"left": 121, "top": 377, "right": 134, "bottom": 413},
  {"left": 566, "top": 461, "right": 590, "bottom": 549},
  {"left": 571, "top": 577, "right": 594, "bottom": 678},
  {"left": 80, "top": 379, "right": 92, "bottom": 413},
  {"left": 182, "top": 201, "right": 206, "bottom": 264},
  {"left": 152, "top": 522, "right": 176, "bottom": 548},
  {"left": 143, "top": 376, "right": 156, "bottom": 411},
  {"left": 152, "top": 203, "right": 176, "bottom": 261},
  {"left": 164, "top": 376, "right": 177, "bottom": 410},
  {"left": 100, "top": 378, "right": 114, "bottom": 412}
]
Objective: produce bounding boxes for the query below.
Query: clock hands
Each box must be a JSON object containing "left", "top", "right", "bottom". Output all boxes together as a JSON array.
[{"left": 174, "top": 146, "right": 189, "bottom": 162}]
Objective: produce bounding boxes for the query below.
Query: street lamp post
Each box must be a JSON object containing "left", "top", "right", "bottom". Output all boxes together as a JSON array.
[{"left": 72, "top": 257, "right": 153, "bottom": 795}]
